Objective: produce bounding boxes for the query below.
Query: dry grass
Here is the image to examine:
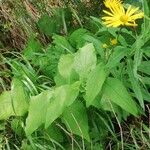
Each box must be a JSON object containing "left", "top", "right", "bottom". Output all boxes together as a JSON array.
[{"left": 0, "top": 0, "right": 102, "bottom": 50}]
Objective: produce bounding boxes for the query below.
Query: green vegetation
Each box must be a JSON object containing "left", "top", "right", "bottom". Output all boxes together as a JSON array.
[{"left": 0, "top": 0, "right": 150, "bottom": 149}]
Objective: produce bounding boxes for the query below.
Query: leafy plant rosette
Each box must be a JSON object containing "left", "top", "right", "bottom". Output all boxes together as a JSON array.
[{"left": 0, "top": 0, "right": 150, "bottom": 148}]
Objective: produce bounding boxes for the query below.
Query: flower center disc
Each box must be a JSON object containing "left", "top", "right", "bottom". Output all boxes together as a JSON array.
[{"left": 120, "top": 15, "right": 128, "bottom": 23}]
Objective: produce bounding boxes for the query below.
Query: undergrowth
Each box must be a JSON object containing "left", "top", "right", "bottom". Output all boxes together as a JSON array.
[{"left": 0, "top": 0, "right": 150, "bottom": 149}]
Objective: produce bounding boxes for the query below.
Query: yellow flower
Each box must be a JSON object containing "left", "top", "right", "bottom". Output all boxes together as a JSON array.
[
  {"left": 110, "top": 38, "right": 117, "bottom": 45},
  {"left": 102, "top": 43, "right": 108, "bottom": 48},
  {"left": 102, "top": 3, "right": 144, "bottom": 27}
]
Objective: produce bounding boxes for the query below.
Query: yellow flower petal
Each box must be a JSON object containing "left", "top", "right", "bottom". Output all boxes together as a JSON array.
[
  {"left": 130, "top": 13, "right": 144, "bottom": 20},
  {"left": 126, "top": 6, "right": 139, "bottom": 16},
  {"left": 103, "top": 10, "right": 115, "bottom": 16}
]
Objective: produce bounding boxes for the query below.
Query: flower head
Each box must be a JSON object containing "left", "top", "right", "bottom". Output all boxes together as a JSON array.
[
  {"left": 102, "top": 0, "right": 144, "bottom": 27},
  {"left": 110, "top": 38, "right": 118, "bottom": 45}
]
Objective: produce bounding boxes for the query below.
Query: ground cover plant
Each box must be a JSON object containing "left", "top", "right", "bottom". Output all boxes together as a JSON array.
[{"left": 0, "top": 0, "right": 150, "bottom": 149}]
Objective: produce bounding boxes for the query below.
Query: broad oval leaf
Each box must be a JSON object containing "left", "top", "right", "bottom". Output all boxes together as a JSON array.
[
  {"left": 11, "top": 78, "right": 29, "bottom": 116},
  {"left": 102, "top": 77, "right": 138, "bottom": 116},
  {"left": 25, "top": 90, "right": 53, "bottom": 135},
  {"left": 53, "top": 35, "right": 74, "bottom": 52},
  {"left": 58, "top": 54, "right": 74, "bottom": 79},
  {"left": 85, "top": 63, "right": 107, "bottom": 107},
  {"left": 0, "top": 91, "right": 14, "bottom": 120},
  {"left": 74, "top": 43, "right": 97, "bottom": 78},
  {"left": 69, "top": 28, "right": 89, "bottom": 48},
  {"left": 46, "top": 123, "right": 64, "bottom": 142},
  {"left": 62, "top": 100, "right": 90, "bottom": 141},
  {"left": 45, "top": 82, "right": 80, "bottom": 128}
]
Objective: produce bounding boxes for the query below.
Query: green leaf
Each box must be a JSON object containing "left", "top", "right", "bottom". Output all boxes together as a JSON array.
[
  {"left": 0, "top": 78, "right": 29, "bottom": 120},
  {"left": 45, "top": 87, "right": 67, "bottom": 129},
  {"left": 20, "top": 141, "right": 33, "bottom": 150},
  {"left": 143, "top": 46, "right": 150, "bottom": 57},
  {"left": 69, "top": 28, "right": 89, "bottom": 48},
  {"left": 138, "top": 61, "right": 150, "bottom": 75},
  {"left": 25, "top": 90, "right": 53, "bottom": 135},
  {"left": 24, "top": 37, "right": 42, "bottom": 60},
  {"left": 0, "top": 91, "right": 14, "bottom": 120},
  {"left": 74, "top": 43, "right": 97, "bottom": 78},
  {"left": 127, "top": 60, "right": 144, "bottom": 109},
  {"left": 100, "top": 95, "right": 129, "bottom": 121},
  {"left": 54, "top": 73, "right": 67, "bottom": 86},
  {"left": 58, "top": 54, "right": 74, "bottom": 79},
  {"left": 83, "top": 34, "right": 103, "bottom": 57},
  {"left": 37, "top": 14, "right": 61, "bottom": 36},
  {"left": 37, "top": 45, "right": 64, "bottom": 77},
  {"left": 11, "top": 118, "right": 24, "bottom": 136},
  {"left": 141, "top": 0, "right": 150, "bottom": 35},
  {"left": 45, "top": 82, "right": 80, "bottom": 128},
  {"left": 53, "top": 35, "right": 74, "bottom": 53},
  {"left": 132, "top": 37, "right": 144, "bottom": 78},
  {"left": 38, "top": 8, "right": 72, "bottom": 36},
  {"left": 118, "top": 35, "right": 128, "bottom": 47},
  {"left": 102, "top": 77, "right": 138, "bottom": 116},
  {"left": 46, "top": 123, "right": 64, "bottom": 142},
  {"left": 65, "top": 82, "right": 81, "bottom": 106},
  {"left": 11, "top": 78, "right": 29, "bottom": 116},
  {"left": 141, "top": 88, "right": 150, "bottom": 102},
  {"left": 62, "top": 100, "right": 90, "bottom": 141},
  {"left": 85, "top": 63, "right": 107, "bottom": 107},
  {"left": 106, "top": 46, "right": 127, "bottom": 69},
  {"left": 100, "top": 96, "right": 120, "bottom": 112},
  {"left": 141, "top": 77, "right": 150, "bottom": 85}
]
